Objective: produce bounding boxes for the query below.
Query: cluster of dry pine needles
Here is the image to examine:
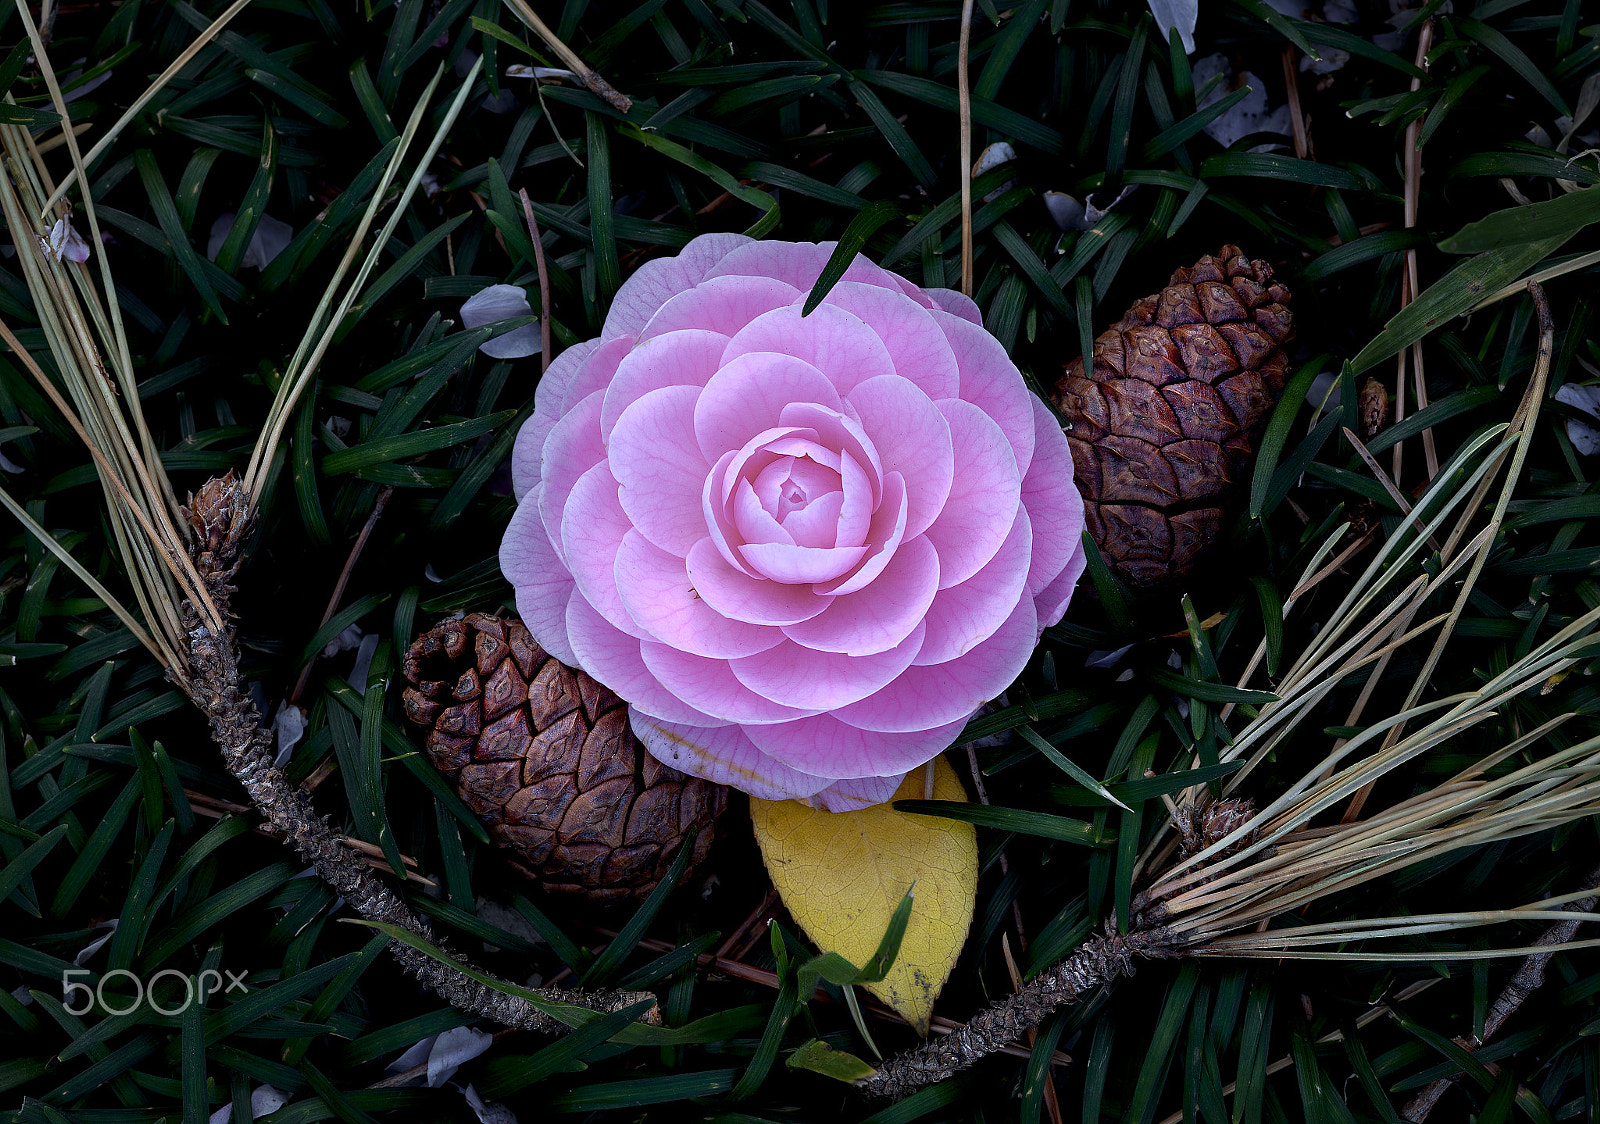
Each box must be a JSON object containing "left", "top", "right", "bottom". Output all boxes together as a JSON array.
[{"left": 1, "top": 5, "right": 1596, "bottom": 1110}]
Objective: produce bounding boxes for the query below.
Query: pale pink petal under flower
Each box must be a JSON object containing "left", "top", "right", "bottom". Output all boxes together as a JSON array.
[{"left": 501, "top": 238, "right": 1085, "bottom": 809}]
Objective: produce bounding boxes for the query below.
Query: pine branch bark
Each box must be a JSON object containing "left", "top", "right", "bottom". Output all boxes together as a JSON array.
[
  {"left": 856, "top": 925, "right": 1182, "bottom": 1100},
  {"left": 180, "top": 474, "right": 657, "bottom": 1034}
]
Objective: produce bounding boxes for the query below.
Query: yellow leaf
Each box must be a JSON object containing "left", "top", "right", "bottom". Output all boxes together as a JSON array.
[{"left": 749, "top": 757, "right": 977, "bottom": 1035}]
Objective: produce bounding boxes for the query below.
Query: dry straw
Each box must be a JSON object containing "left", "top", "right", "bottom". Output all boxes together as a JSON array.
[{"left": 0, "top": 18, "right": 652, "bottom": 1034}]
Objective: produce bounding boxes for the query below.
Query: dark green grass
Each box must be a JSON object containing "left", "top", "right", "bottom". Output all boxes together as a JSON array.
[{"left": 1, "top": 0, "right": 1598, "bottom": 1120}]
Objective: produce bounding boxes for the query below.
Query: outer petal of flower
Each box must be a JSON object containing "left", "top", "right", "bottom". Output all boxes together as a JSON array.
[
  {"left": 602, "top": 232, "right": 751, "bottom": 340},
  {"left": 924, "top": 287, "right": 983, "bottom": 325},
  {"left": 693, "top": 352, "right": 842, "bottom": 465},
  {"left": 561, "top": 462, "right": 648, "bottom": 640},
  {"left": 807, "top": 773, "right": 909, "bottom": 812},
  {"left": 1031, "top": 541, "right": 1086, "bottom": 634},
  {"left": 730, "top": 621, "right": 924, "bottom": 710},
  {"left": 631, "top": 715, "right": 831, "bottom": 801},
  {"left": 835, "top": 598, "right": 1037, "bottom": 732},
  {"left": 500, "top": 497, "right": 578, "bottom": 665},
  {"left": 915, "top": 508, "right": 1031, "bottom": 666},
  {"left": 512, "top": 339, "right": 598, "bottom": 498},
  {"left": 640, "top": 275, "right": 800, "bottom": 339},
  {"left": 566, "top": 598, "right": 722, "bottom": 726},
  {"left": 747, "top": 710, "right": 965, "bottom": 780},
  {"left": 686, "top": 538, "right": 830, "bottom": 626},
  {"left": 721, "top": 304, "right": 897, "bottom": 392},
  {"left": 702, "top": 240, "right": 831, "bottom": 289},
  {"left": 600, "top": 329, "right": 728, "bottom": 437},
  {"left": 1020, "top": 396, "right": 1086, "bottom": 595},
  {"left": 609, "top": 384, "right": 712, "bottom": 557},
  {"left": 845, "top": 374, "right": 954, "bottom": 539},
  {"left": 922, "top": 400, "right": 1022, "bottom": 588},
  {"left": 560, "top": 336, "right": 633, "bottom": 416},
  {"left": 932, "top": 307, "right": 1036, "bottom": 477},
  {"left": 538, "top": 389, "right": 607, "bottom": 567},
  {"left": 614, "top": 530, "right": 783, "bottom": 659},
  {"left": 782, "top": 534, "right": 939, "bottom": 655},
  {"left": 642, "top": 642, "right": 822, "bottom": 724},
  {"left": 820, "top": 282, "right": 961, "bottom": 399}
]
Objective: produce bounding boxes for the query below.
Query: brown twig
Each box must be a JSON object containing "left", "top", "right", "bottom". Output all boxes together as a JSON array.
[
  {"left": 291, "top": 485, "right": 394, "bottom": 706},
  {"left": 181, "top": 474, "right": 657, "bottom": 1036},
  {"left": 499, "top": 0, "right": 632, "bottom": 113},
  {"left": 1281, "top": 47, "right": 1309, "bottom": 161},
  {"left": 518, "top": 188, "right": 553, "bottom": 373},
  {"left": 956, "top": 0, "right": 975, "bottom": 297},
  {"left": 1393, "top": 18, "right": 1438, "bottom": 487},
  {"left": 1402, "top": 864, "right": 1600, "bottom": 1122}
]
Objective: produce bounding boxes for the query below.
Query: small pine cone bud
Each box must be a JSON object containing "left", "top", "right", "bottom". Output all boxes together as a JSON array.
[
  {"left": 1175, "top": 797, "right": 1258, "bottom": 864},
  {"left": 402, "top": 613, "right": 726, "bottom": 905},
  {"left": 1053, "top": 246, "right": 1294, "bottom": 590}
]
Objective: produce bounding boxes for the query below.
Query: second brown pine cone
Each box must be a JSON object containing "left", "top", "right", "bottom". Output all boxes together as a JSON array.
[{"left": 1053, "top": 246, "right": 1294, "bottom": 590}]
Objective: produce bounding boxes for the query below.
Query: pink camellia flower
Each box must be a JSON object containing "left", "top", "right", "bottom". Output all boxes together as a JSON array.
[{"left": 500, "top": 235, "right": 1086, "bottom": 811}]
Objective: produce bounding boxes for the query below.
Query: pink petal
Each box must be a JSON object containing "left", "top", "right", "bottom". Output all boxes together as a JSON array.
[
  {"left": 807, "top": 773, "right": 910, "bottom": 811},
  {"left": 820, "top": 281, "right": 960, "bottom": 399},
  {"left": 835, "top": 448, "right": 873, "bottom": 548},
  {"left": 1032, "top": 542, "right": 1086, "bottom": 634},
  {"left": 925, "top": 287, "right": 983, "bottom": 324},
  {"left": 779, "top": 402, "right": 883, "bottom": 507},
  {"left": 602, "top": 232, "right": 751, "bottom": 341},
  {"left": 1021, "top": 396, "right": 1086, "bottom": 595},
  {"left": 922, "top": 400, "right": 1022, "bottom": 589},
  {"left": 500, "top": 497, "right": 578, "bottom": 666},
  {"left": 816, "top": 470, "right": 908, "bottom": 596},
  {"left": 931, "top": 307, "right": 1036, "bottom": 477},
  {"left": 782, "top": 534, "right": 939, "bottom": 655},
  {"left": 703, "top": 450, "right": 756, "bottom": 576},
  {"left": 888, "top": 272, "right": 938, "bottom": 309},
  {"left": 631, "top": 716, "right": 831, "bottom": 801},
  {"left": 733, "top": 477, "right": 796, "bottom": 547},
  {"left": 559, "top": 336, "right": 633, "bottom": 415},
  {"left": 693, "top": 352, "right": 842, "bottom": 465},
  {"left": 731, "top": 622, "right": 925, "bottom": 710},
  {"left": 915, "top": 508, "right": 1031, "bottom": 666},
  {"left": 641, "top": 641, "right": 821, "bottom": 724},
  {"left": 721, "top": 303, "right": 897, "bottom": 392},
  {"left": 741, "top": 540, "right": 868, "bottom": 584},
  {"left": 835, "top": 597, "right": 1037, "bottom": 732},
  {"left": 561, "top": 462, "right": 649, "bottom": 640},
  {"left": 609, "top": 384, "right": 712, "bottom": 557},
  {"left": 512, "top": 339, "right": 599, "bottom": 498},
  {"left": 640, "top": 275, "right": 800, "bottom": 339},
  {"left": 702, "top": 240, "right": 832, "bottom": 290},
  {"left": 779, "top": 491, "right": 846, "bottom": 549},
  {"left": 565, "top": 597, "right": 723, "bottom": 726},
  {"left": 537, "top": 389, "right": 607, "bottom": 567},
  {"left": 747, "top": 712, "right": 966, "bottom": 780},
  {"left": 687, "top": 537, "right": 830, "bottom": 626},
  {"left": 615, "top": 530, "right": 783, "bottom": 658},
  {"left": 600, "top": 329, "right": 729, "bottom": 438},
  {"left": 844, "top": 374, "right": 954, "bottom": 539}
]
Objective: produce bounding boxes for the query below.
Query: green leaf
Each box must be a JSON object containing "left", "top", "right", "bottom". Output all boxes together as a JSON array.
[
  {"left": 787, "top": 1038, "right": 878, "bottom": 1083},
  {"left": 1440, "top": 187, "right": 1600, "bottom": 254},
  {"left": 892, "top": 800, "right": 1109, "bottom": 845},
  {"left": 804, "top": 199, "right": 901, "bottom": 314}
]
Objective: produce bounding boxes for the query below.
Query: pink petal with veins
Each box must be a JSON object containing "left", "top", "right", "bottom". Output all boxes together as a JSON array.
[
  {"left": 686, "top": 538, "right": 830, "bottom": 627},
  {"left": 609, "top": 384, "right": 712, "bottom": 557},
  {"left": 693, "top": 351, "right": 842, "bottom": 465},
  {"left": 599, "top": 329, "right": 728, "bottom": 437},
  {"left": 748, "top": 711, "right": 966, "bottom": 780},
  {"left": 844, "top": 374, "right": 954, "bottom": 539},
  {"left": 731, "top": 621, "right": 924, "bottom": 710},
  {"left": 782, "top": 534, "right": 939, "bottom": 655},
  {"left": 602, "top": 231, "right": 750, "bottom": 340},
  {"left": 614, "top": 530, "right": 782, "bottom": 658},
  {"left": 722, "top": 303, "right": 898, "bottom": 391},
  {"left": 820, "top": 281, "right": 960, "bottom": 399},
  {"left": 631, "top": 715, "right": 832, "bottom": 801},
  {"left": 922, "top": 400, "right": 1022, "bottom": 589}
]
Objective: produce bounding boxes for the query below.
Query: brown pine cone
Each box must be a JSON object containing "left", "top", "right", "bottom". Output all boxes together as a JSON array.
[
  {"left": 1053, "top": 246, "right": 1294, "bottom": 589},
  {"left": 402, "top": 613, "right": 725, "bottom": 904}
]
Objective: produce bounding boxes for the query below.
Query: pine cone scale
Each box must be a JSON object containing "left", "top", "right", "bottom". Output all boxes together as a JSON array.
[
  {"left": 404, "top": 613, "right": 724, "bottom": 903},
  {"left": 1054, "top": 245, "right": 1294, "bottom": 589}
]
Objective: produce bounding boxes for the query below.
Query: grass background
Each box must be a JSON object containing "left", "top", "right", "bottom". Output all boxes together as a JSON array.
[{"left": 1, "top": 0, "right": 1599, "bottom": 1120}]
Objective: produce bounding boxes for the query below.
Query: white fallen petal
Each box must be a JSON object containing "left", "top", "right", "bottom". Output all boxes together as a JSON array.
[
  {"left": 1084, "top": 184, "right": 1135, "bottom": 225},
  {"left": 1195, "top": 57, "right": 1292, "bottom": 150},
  {"left": 462, "top": 1084, "right": 518, "bottom": 1124},
  {"left": 273, "top": 702, "right": 306, "bottom": 768},
  {"left": 250, "top": 1085, "right": 290, "bottom": 1118},
  {"left": 387, "top": 1034, "right": 438, "bottom": 1079},
  {"left": 461, "top": 284, "right": 543, "bottom": 359},
  {"left": 0, "top": 447, "right": 23, "bottom": 474},
  {"left": 505, "top": 64, "right": 576, "bottom": 80},
  {"left": 1043, "top": 191, "right": 1086, "bottom": 232},
  {"left": 62, "top": 58, "right": 112, "bottom": 104},
  {"left": 1309, "top": 370, "right": 1342, "bottom": 413},
  {"left": 427, "top": 1026, "right": 494, "bottom": 1088},
  {"left": 348, "top": 632, "right": 381, "bottom": 696},
  {"left": 1301, "top": 47, "right": 1350, "bottom": 76},
  {"left": 207, "top": 213, "right": 293, "bottom": 269},
  {"left": 1323, "top": 0, "right": 1359, "bottom": 22},
  {"left": 971, "top": 141, "right": 1019, "bottom": 203},
  {"left": 1085, "top": 644, "right": 1135, "bottom": 670},
  {"left": 11, "top": 985, "right": 33, "bottom": 1006},
  {"left": 209, "top": 1105, "right": 232, "bottom": 1124},
  {"left": 41, "top": 217, "right": 91, "bottom": 263},
  {"left": 73, "top": 920, "right": 118, "bottom": 967},
  {"left": 323, "top": 624, "right": 364, "bottom": 659},
  {"left": 1555, "top": 383, "right": 1600, "bottom": 456},
  {"left": 1145, "top": 0, "right": 1198, "bottom": 54}
]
